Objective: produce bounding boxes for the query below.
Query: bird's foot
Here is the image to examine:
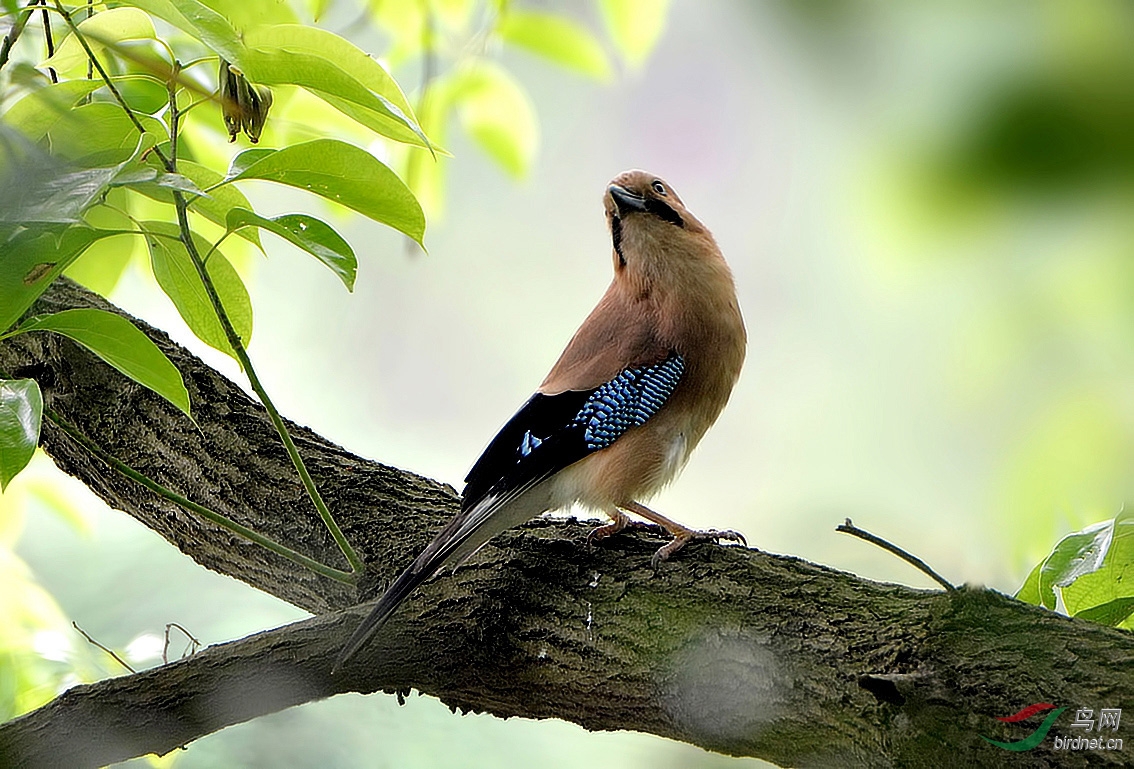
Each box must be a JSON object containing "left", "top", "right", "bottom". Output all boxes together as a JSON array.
[
  {"left": 587, "top": 511, "right": 652, "bottom": 545},
  {"left": 650, "top": 528, "right": 747, "bottom": 570}
]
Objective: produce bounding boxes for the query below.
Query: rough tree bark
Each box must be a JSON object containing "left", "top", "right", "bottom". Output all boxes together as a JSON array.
[{"left": 0, "top": 279, "right": 1130, "bottom": 769}]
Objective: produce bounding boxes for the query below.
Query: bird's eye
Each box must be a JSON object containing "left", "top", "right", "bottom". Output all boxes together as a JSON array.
[{"left": 651, "top": 180, "right": 666, "bottom": 195}]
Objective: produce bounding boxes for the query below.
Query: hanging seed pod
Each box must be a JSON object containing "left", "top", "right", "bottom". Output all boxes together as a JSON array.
[
  {"left": 218, "top": 59, "right": 273, "bottom": 143},
  {"left": 219, "top": 58, "right": 242, "bottom": 142},
  {"left": 242, "top": 85, "right": 274, "bottom": 143}
]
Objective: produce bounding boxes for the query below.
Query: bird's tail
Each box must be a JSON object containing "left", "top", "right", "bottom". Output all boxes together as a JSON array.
[
  {"left": 332, "top": 561, "right": 433, "bottom": 674},
  {"left": 333, "top": 490, "right": 536, "bottom": 673}
]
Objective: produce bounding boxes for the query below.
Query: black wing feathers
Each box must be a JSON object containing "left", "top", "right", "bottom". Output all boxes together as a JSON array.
[
  {"left": 462, "top": 352, "right": 686, "bottom": 512},
  {"left": 462, "top": 390, "right": 593, "bottom": 512}
]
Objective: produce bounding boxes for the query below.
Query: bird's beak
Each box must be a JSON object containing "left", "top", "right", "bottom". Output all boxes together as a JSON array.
[{"left": 608, "top": 184, "right": 648, "bottom": 216}]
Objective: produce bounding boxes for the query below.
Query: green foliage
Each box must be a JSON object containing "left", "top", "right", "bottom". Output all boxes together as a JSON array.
[
  {"left": 42, "top": 8, "right": 159, "bottom": 76},
  {"left": 381, "top": 0, "right": 671, "bottom": 214},
  {"left": 597, "top": 0, "right": 671, "bottom": 67},
  {"left": 0, "top": 380, "right": 42, "bottom": 491},
  {"left": 139, "top": 159, "right": 263, "bottom": 248},
  {"left": 145, "top": 222, "right": 253, "bottom": 360},
  {"left": 0, "top": 226, "right": 122, "bottom": 333},
  {"left": 238, "top": 24, "right": 426, "bottom": 148},
  {"left": 220, "top": 139, "right": 425, "bottom": 243},
  {"left": 1017, "top": 508, "right": 1134, "bottom": 629},
  {"left": 226, "top": 208, "right": 356, "bottom": 291},
  {"left": 498, "top": 11, "right": 611, "bottom": 81},
  {"left": 11, "top": 309, "right": 192, "bottom": 417},
  {"left": 449, "top": 62, "right": 537, "bottom": 180}
]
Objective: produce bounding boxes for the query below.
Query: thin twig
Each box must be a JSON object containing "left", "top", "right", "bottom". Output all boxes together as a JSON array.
[
  {"left": 163, "top": 622, "right": 200, "bottom": 664},
  {"left": 37, "top": 0, "right": 56, "bottom": 82},
  {"left": 46, "top": 407, "right": 357, "bottom": 584},
  {"left": 73, "top": 621, "right": 136, "bottom": 673},
  {"left": 82, "top": 0, "right": 92, "bottom": 99},
  {"left": 166, "top": 61, "right": 179, "bottom": 166},
  {"left": 836, "top": 518, "right": 957, "bottom": 592}
]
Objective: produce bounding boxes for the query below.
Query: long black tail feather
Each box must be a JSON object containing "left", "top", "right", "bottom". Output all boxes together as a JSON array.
[{"left": 332, "top": 562, "right": 433, "bottom": 674}]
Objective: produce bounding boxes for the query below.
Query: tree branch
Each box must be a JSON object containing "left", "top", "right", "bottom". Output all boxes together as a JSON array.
[{"left": 0, "top": 279, "right": 1130, "bottom": 769}]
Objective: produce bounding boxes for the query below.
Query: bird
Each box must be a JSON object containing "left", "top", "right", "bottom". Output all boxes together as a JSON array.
[{"left": 335, "top": 169, "right": 747, "bottom": 671}]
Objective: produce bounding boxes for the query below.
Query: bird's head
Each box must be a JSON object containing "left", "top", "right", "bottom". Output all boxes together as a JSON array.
[{"left": 603, "top": 170, "right": 714, "bottom": 275}]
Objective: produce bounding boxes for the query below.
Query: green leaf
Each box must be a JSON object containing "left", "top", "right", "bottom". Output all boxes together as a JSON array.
[
  {"left": 1061, "top": 508, "right": 1134, "bottom": 618},
  {"left": 44, "top": 102, "right": 167, "bottom": 167},
  {"left": 222, "top": 139, "right": 425, "bottom": 244},
  {"left": 1016, "top": 508, "right": 1134, "bottom": 627},
  {"left": 239, "top": 24, "right": 426, "bottom": 147},
  {"left": 498, "top": 11, "right": 611, "bottom": 81},
  {"left": 241, "top": 25, "right": 424, "bottom": 146},
  {"left": 1016, "top": 517, "right": 1114, "bottom": 611},
  {"left": 226, "top": 208, "right": 356, "bottom": 290},
  {"left": 1074, "top": 596, "right": 1134, "bottom": 627},
  {"left": 116, "top": 75, "right": 171, "bottom": 115},
  {"left": 42, "top": 7, "right": 157, "bottom": 75},
  {"left": 123, "top": 0, "right": 243, "bottom": 62},
  {"left": 1015, "top": 559, "right": 1047, "bottom": 607},
  {"left": 0, "top": 380, "right": 42, "bottom": 491},
  {"left": 224, "top": 148, "right": 277, "bottom": 179},
  {"left": 0, "top": 132, "right": 156, "bottom": 227},
  {"left": 127, "top": 159, "right": 262, "bottom": 248},
  {"left": 196, "top": 0, "right": 297, "bottom": 31},
  {"left": 154, "top": 172, "right": 210, "bottom": 196},
  {"left": 0, "top": 226, "right": 119, "bottom": 333},
  {"left": 144, "top": 222, "right": 253, "bottom": 360},
  {"left": 0, "top": 163, "right": 122, "bottom": 224},
  {"left": 597, "top": 0, "right": 670, "bottom": 67},
  {"left": 451, "top": 63, "right": 538, "bottom": 178},
  {"left": 2, "top": 80, "right": 104, "bottom": 140},
  {"left": 66, "top": 196, "right": 138, "bottom": 296},
  {"left": 14, "top": 309, "right": 190, "bottom": 417}
]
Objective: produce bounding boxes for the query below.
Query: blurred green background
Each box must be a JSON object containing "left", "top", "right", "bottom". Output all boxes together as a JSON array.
[{"left": 6, "top": 0, "right": 1134, "bottom": 766}]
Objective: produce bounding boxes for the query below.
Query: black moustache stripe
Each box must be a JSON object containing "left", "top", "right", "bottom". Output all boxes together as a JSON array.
[
  {"left": 611, "top": 216, "right": 626, "bottom": 265},
  {"left": 645, "top": 198, "right": 684, "bottom": 228}
]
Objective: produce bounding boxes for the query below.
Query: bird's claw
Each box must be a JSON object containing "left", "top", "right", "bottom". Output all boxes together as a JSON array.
[
  {"left": 587, "top": 518, "right": 652, "bottom": 546},
  {"left": 650, "top": 528, "right": 748, "bottom": 570}
]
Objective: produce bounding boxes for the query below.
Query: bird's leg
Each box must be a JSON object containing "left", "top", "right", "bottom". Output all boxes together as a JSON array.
[
  {"left": 587, "top": 508, "right": 653, "bottom": 544},
  {"left": 620, "top": 500, "right": 746, "bottom": 568}
]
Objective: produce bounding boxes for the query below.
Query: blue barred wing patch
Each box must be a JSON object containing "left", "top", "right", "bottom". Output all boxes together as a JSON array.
[
  {"left": 573, "top": 353, "right": 685, "bottom": 450},
  {"left": 461, "top": 352, "right": 684, "bottom": 514}
]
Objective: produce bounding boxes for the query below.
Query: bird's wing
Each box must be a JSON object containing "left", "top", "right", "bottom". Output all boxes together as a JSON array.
[
  {"left": 334, "top": 351, "right": 685, "bottom": 671},
  {"left": 462, "top": 349, "right": 684, "bottom": 514}
]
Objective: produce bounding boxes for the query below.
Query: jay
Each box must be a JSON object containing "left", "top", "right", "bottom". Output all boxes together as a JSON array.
[{"left": 336, "top": 170, "right": 746, "bottom": 669}]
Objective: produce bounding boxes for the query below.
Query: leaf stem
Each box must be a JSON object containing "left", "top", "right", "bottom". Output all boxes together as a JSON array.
[
  {"left": 45, "top": 406, "right": 357, "bottom": 584},
  {"left": 165, "top": 79, "right": 364, "bottom": 574},
  {"left": 836, "top": 518, "right": 957, "bottom": 591}
]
